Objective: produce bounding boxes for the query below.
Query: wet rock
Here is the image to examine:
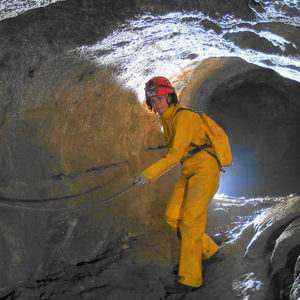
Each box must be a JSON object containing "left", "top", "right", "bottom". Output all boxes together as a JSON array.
[
  {"left": 295, "top": 255, "right": 300, "bottom": 279},
  {"left": 244, "top": 196, "right": 300, "bottom": 258},
  {"left": 242, "top": 196, "right": 300, "bottom": 299},
  {"left": 200, "top": 19, "right": 223, "bottom": 34},
  {"left": 232, "top": 272, "right": 263, "bottom": 299},
  {"left": 248, "top": 0, "right": 266, "bottom": 13},
  {"left": 2, "top": 0, "right": 255, "bottom": 23},
  {"left": 223, "top": 31, "right": 284, "bottom": 54},
  {"left": 227, "top": 21, "right": 300, "bottom": 57},
  {"left": 290, "top": 274, "right": 300, "bottom": 300},
  {"left": 252, "top": 22, "right": 300, "bottom": 56},
  {"left": 290, "top": 256, "right": 300, "bottom": 299},
  {"left": 270, "top": 218, "right": 300, "bottom": 275}
]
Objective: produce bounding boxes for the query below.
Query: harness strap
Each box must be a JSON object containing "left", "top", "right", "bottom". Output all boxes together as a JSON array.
[
  {"left": 204, "top": 150, "right": 225, "bottom": 173},
  {"left": 188, "top": 143, "right": 212, "bottom": 156}
]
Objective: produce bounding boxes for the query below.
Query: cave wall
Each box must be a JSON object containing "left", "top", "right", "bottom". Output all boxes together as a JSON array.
[
  {"left": 0, "top": 0, "right": 299, "bottom": 297},
  {"left": 0, "top": 54, "right": 172, "bottom": 295}
]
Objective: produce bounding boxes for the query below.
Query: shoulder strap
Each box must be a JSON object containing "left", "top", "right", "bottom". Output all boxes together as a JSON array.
[
  {"left": 173, "top": 107, "right": 191, "bottom": 118},
  {"left": 173, "top": 108, "right": 206, "bottom": 119}
]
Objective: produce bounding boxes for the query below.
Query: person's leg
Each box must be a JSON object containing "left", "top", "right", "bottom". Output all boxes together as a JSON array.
[
  {"left": 165, "top": 175, "right": 187, "bottom": 236},
  {"left": 201, "top": 232, "right": 219, "bottom": 259},
  {"left": 178, "top": 171, "right": 219, "bottom": 288}
]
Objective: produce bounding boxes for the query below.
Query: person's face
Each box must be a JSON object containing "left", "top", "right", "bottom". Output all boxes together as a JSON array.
[{"left": 150, "top": 95, "right": 169, "bottom": 115}]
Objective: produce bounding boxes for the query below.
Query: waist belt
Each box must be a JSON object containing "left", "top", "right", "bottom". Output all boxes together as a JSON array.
[
  {"left": 185, "top": 142, "right": 225, "bottom": 172},
  {"left": 188, "top": 143, "right": 212, "bottom": 156}
]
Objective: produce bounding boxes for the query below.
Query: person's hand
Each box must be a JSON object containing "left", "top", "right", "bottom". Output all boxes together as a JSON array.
[{"left": 133, "top": 173, "right": 147, "bottom": 186}]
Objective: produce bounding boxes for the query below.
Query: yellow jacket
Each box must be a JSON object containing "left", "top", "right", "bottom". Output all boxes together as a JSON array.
[{"left": 143, "top": 104, "right": 219, "bottom": 181}]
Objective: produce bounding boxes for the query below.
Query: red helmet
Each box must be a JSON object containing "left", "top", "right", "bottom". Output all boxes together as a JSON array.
[{"left": 145, "top": 76, "right": 175, "bottom": 99}]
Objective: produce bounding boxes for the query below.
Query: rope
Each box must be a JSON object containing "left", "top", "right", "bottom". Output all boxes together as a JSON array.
[{"left": 0, "top": 182, "right": 136, "bottom": 212}]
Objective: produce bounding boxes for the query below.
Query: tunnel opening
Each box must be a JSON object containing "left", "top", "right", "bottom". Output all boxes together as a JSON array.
[{"left": 192, "top": 64, "right": 300, "bottom": 198}]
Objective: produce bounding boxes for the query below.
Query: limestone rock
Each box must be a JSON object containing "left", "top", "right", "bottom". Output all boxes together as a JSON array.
[
  {"left": 245, "top": 197, "right": 300, "bottom": 259},
  {"left": 270, "top": 218, "right": 300, "bottom": 274},
  {"left": 223, "top": 31, "right": 284, "bottom": 55},
  {"left": 290, "top": 274, "right": 300, "bottom": 300}
]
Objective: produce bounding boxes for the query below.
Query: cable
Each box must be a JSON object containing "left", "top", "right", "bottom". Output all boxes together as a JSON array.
[
  {"left": 0, "top": 159, "right": 180, "bottom": 211},
  {"left": 0, "top": 182, "right": 136, "bottom": 212},
  {"left": 0, "top": 184, "right": 103, "bottom": 203}
]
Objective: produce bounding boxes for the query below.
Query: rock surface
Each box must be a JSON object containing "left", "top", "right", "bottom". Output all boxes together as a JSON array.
[{"left": 0, "top": 0, "right": 299, "bottom": 299}]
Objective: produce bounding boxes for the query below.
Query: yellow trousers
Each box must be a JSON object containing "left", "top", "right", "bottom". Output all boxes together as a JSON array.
[{"left": 166, "top": 160, "right": 220, "bottom": 287}]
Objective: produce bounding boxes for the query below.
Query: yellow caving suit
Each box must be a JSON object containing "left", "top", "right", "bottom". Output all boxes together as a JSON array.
[{"left": 143, "top": 104, "right": 220, "bottom": 288}]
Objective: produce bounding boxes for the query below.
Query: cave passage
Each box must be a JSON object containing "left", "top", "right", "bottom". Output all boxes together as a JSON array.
[
  {"left": 0, "top": 1, "right": 300, "bottom": 299},
  {"left": 200, "top": 68, "right": 300, "bottom": 197}
]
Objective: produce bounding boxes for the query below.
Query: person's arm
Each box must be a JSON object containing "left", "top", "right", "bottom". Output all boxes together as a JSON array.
[{"left": 142, "top": 111, "right": 193, "bottom": 181}]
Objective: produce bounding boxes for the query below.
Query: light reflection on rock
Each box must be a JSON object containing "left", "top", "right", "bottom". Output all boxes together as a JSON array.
[
  {"left": 207, "top": 195, "right": 300, "bottom": 299},
  {"left": 232, "top": 272, "right": 263, "bottom": 299},
  {"left": 77, "top": 3, "right": 300, "bottom": 101},
  {"left": 0, "top": 0, "right": 65, "bottom": 21},
  {"left": 211, "top": 194, "right": 270, "bottom": 244}
]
